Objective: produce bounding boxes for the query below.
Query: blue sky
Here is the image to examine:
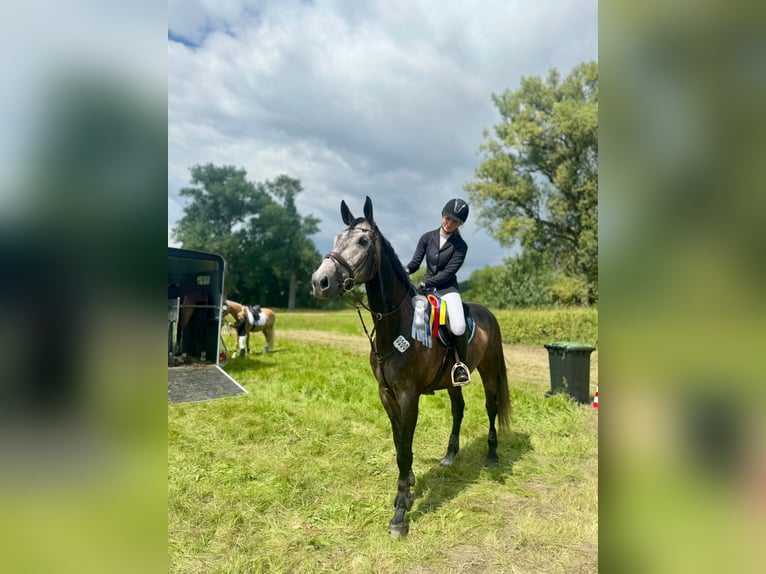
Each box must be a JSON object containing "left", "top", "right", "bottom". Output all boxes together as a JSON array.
[{"left": 168, "top": 0, "right": 597, "bottom": 278}]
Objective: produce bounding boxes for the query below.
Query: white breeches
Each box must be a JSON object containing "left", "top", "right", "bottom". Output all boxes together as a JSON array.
[{"left": 441, "top": 292, "right": 466, "bottom": 336}]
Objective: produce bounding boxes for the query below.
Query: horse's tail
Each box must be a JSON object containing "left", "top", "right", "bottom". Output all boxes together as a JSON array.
[
  {"left": 496, "top": 352, "right": 511, "bottom": 431},
  {"left": 473, "top": 302, "right": 511, "bottom": 431},
  {"left": 265, "top": 309, "right": 276, "bottom": 349}
]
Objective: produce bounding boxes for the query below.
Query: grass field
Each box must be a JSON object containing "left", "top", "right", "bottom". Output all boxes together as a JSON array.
[
  {"left": 258, "top": 306, "right": 598, "bottom": 347},
  {"left": 169, "top": 308, "right": 598, "bottom": 573}
]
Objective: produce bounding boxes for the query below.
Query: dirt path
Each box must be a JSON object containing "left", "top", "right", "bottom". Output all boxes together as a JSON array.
[{"left": 278, "top": 330, "right": 598, "bottom": 388}]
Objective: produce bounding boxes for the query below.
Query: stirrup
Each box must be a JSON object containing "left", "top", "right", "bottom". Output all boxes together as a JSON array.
[{"left": 451, "top": 362, "right": 471, "bottom": 386}]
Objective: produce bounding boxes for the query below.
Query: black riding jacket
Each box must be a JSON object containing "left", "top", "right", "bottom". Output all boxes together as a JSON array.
[{"left": 406, "top": 229, "right": 467, "bottom": 294}]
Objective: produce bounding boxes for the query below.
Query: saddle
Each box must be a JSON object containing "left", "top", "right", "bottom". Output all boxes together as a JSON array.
[
  {"left": 247, "top": 305, "right": 262, "bottom": 325},
  {"left": 438, "top": 311, "right": 475, "bottom": 347},
  {"left": 411, "top": 294, "right": 475, "bottom": 349},
  {"left": 234, "top": 305, "right": 264, "bottom": 335}
]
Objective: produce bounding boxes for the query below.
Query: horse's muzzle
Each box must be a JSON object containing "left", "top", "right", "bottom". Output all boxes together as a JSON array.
[
  {"left": 311, "top": 260, "right": 339, "bottom": 299},
  {"left": 311, "top": 274, "right": 330, "bottom": 298}
]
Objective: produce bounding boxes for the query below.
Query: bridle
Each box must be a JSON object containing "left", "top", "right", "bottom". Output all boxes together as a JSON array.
[
  {"left": 323, "top": 224, "right": 412, "bottom": 365},
  {"left": 323, "top": 226, "right": 379, "bottom": 293}
]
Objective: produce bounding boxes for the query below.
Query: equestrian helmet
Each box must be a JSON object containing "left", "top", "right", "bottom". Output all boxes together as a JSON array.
[{"left": 442, "top": 198, "right": 469, "bottom": 224}]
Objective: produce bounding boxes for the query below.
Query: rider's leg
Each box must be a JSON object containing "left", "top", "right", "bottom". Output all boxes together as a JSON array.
[{"left": 441, "top": 293, "right": 470, "bottom": 384}]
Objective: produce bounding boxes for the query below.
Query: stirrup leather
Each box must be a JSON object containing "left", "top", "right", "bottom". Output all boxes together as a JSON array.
[{"left": 451, "top": 362, "right": 471, "bottom": 386}]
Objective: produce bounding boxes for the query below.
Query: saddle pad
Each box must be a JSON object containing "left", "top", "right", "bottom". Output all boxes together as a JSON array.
[
  {"left": 438, "top": 314, "right": 476, "bottom": 347},
  {"left": 246, "top": 307, "right": 267, "bottom": 327}
]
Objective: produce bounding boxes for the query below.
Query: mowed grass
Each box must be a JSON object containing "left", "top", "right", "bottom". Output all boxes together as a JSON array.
[{"left": 170, "top": 310, "right": 598, "bottom": 573}]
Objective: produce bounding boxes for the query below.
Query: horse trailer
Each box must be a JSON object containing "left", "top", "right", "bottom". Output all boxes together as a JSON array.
[{"left": 168, "top": 247, "right": 246, "bottom": 403}]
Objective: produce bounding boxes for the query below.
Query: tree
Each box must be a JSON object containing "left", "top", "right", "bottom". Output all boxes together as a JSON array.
[
  {"left": 172, "top": 164, "right": 322, "bottom": 309},
  {"left": 466, "top": 61, "right": 598, "bottom": 304},
  {"left": 249, "top": 175, "right": 320, "bottom": 310},
  {"left": 464, "top": 252, "right": 554, "bottom": 308},
  {"left": 172, "top": 164, "right": 270, "bottom": 294}
]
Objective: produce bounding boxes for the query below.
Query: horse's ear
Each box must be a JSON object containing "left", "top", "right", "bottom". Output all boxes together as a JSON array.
[
  {"left": 363, "top": 196, "right": 374, "bottom": 225},
  {"left": 340, "top": 200, "right": 355, "bottom": 226}
]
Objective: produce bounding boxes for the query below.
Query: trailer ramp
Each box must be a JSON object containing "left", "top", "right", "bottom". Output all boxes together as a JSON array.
[{"left": 168, "top": 364, "right": 247, "bottom": 404}]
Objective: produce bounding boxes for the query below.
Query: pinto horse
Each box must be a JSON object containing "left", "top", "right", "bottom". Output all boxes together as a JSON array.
[
  {"left": 222, "top": 299, "right": 276, "bottom": 356},
  {"left": 311, "top": 196, "right": 510, "bottom": 538}
]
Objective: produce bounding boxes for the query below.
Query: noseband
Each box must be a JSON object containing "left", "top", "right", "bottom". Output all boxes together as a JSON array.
[{"left": 324, "top": 227, "right": 378, "bottom": 292}]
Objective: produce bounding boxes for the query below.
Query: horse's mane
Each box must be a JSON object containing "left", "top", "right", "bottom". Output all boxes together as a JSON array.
[
  {"left": 348, "top": 217, "right": 414, "bottom": 294},
  {"left": 375, "top": 225, "right": 415, "bottom": 294}
]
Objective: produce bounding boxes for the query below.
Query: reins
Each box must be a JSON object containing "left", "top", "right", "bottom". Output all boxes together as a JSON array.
[
  {"left": 325, "top": 225, "right": 412, "bottom": 364},
  {"left": 325, "top": 222, "right": 452, "bottom": 396},
  {"left": 334, "top": 263, "right": 411, "bottom": 364},
  {"left": 350, "top": 288, "right": 411, "bottom": 364}
]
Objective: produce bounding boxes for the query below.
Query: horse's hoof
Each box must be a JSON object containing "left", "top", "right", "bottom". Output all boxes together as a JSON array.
[
  {"left": 389, "top": 521, "right": 409, "bottom": 539},
  {"left": 485, "top": 456, "right": 499, "bottom": 468},
  {"left": 440, "top": 453, "right": 455, "bottom": 467}
]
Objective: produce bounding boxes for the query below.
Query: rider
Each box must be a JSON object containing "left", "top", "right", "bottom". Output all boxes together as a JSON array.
[{"left": 406, "top": 198, "right": 471, "bottom": 384}]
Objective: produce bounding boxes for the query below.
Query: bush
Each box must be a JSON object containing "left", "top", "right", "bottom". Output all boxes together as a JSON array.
[
  {"left": 492, "top": 307, "right": 598, "bottom": 346},
  {"left": 464, "top": 262, "right": 553, "bottom": 308},
  {"left": 549, "top": 272, "right": 591, "bottom": 306},
  {"left": 464, "top": 253, "right": 595, "bottom": 308}
]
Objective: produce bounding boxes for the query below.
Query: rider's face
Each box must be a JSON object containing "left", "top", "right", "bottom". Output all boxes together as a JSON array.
[{"left": 441, "top": 214, "right": 461, "bottom": 232}]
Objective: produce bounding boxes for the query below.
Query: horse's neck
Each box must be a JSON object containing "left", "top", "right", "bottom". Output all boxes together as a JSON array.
[{"left": 365, "top": 253, "right": 411, "bottom": 339}]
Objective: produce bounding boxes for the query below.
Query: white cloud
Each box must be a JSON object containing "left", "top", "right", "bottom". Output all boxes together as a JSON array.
[
  {"left": 168, "top": 0, "right": 597, "bottom": 275},
  {"left": 168, "top": 195, "right": 185, "bottom": 247}
]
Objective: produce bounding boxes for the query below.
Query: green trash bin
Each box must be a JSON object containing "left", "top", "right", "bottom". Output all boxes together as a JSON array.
[{"left": 544, "top": 341, "right": 596, "bottom": 404}]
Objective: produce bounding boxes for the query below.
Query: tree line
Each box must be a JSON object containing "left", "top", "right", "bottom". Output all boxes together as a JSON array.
[
  {"left": 172, "top": 166, "right": 322, "bottom": 309},
  {"left": 172, "top": 61, "right": 597, "bottom": 308}
]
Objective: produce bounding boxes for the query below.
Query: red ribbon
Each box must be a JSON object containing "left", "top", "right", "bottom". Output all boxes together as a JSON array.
[{"left": 427, "top": 294, "right": 440, "bottom": 338}]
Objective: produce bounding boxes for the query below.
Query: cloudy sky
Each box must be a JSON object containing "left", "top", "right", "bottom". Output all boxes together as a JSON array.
[{"left": 168, "top": 0, "right": 597, "bottom": 278}]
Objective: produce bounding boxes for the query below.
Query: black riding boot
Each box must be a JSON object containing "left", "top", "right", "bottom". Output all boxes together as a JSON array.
[{"left": 451, "top": 332, "right": 471, "bottom": 385}]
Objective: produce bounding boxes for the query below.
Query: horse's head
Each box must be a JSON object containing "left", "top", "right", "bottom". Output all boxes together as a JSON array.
[{"left": 312, "top": 196, "right": 379, "bottom": 299}]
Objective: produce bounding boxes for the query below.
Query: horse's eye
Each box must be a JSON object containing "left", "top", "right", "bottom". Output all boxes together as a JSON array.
[{"left": 359, "top": 236, "right": 368, "bottom": 246}]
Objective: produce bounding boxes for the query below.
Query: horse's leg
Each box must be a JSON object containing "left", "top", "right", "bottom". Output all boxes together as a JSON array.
[
  {"left": 478, "top": 364, "right": 500, "bottom": 466},
  {"left": 262, "top": 328, "right": 269, "bottom": 353},
  {"left": 269, "top": 314, "right": 276, "bottom": 351},
  {"left": 175, "top": 300, "right": 193, "bottom": 355},
  {"left": 174, "top": 318, "right": 184, "bottom": 355},
  {"left": 440, "top": 386, "right": 465, "bottom": 466},
  {"left": 378, "top": 387, "right": 411, "bottom": 497},
  {"left": 234, "top": 313, "right": 247, "bottom": 357},
  {"left": 378, "top": 384, "right": 402, "bottom": 457},
  {"left": 388, "top": 392, "right": 419, "bottom": 539}
]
